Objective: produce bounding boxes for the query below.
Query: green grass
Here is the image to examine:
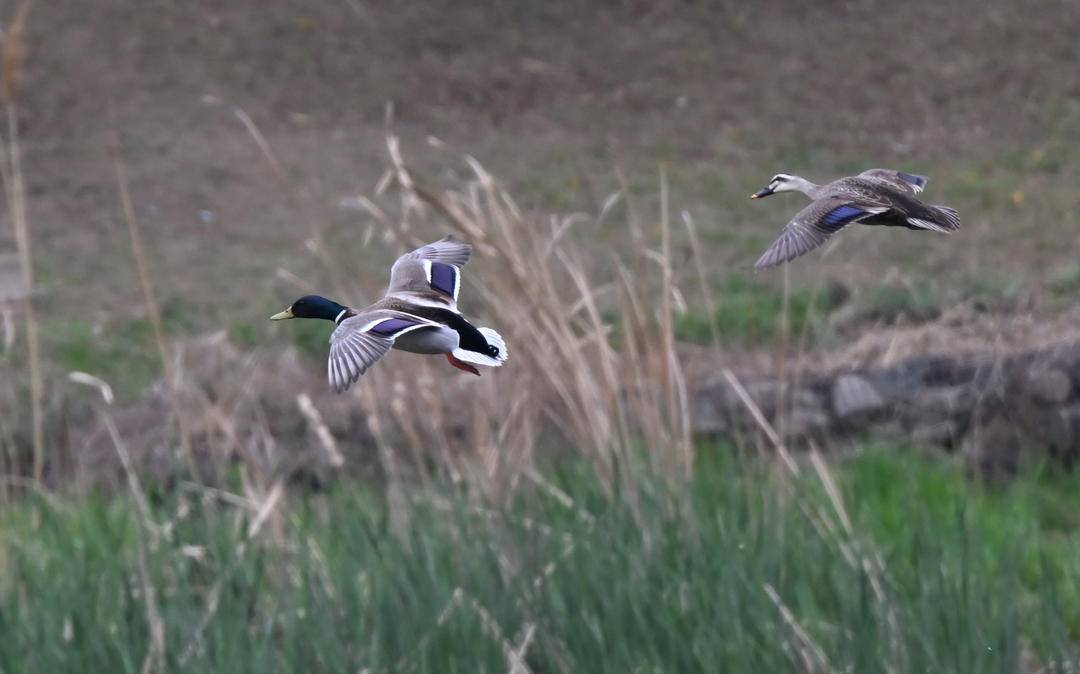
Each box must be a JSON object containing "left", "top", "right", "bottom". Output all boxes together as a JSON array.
[
  {"left": 33, "top": 298, "right": 202, "bottom": 400},
  {"left": 675, "top": 275, "right": 843, "bottom": 345},
  {"left": 0, "top": 447, "right": 1077, "bottom": 672},
  {"left": 854, "top": 280, "right": 944, "bottom": 325}
]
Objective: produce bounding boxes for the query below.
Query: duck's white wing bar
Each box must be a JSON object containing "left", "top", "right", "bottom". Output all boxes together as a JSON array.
[
  {"left": 387, "top": 235, "right": 471, "bottom": 299},
  {"left": 422, "top": 259, "right": 460, "bottom": 302}
]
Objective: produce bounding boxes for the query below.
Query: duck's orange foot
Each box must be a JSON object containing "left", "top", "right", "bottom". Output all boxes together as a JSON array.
[{"left": 446, "top": 353, "right": 481, "bottom": 376}]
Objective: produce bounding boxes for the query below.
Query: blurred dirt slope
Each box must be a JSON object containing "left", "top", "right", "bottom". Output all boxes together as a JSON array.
[
  {"left": 2, "top": 0, "right": 1079, "bottom": 485},
  {"left": 4, "top": 0, "right": 1079, "bottom": 325}
]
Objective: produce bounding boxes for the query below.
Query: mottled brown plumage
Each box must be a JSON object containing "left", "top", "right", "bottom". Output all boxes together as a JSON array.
[{"left": 750, "top": 169, "right": 961, "bottom": 269}]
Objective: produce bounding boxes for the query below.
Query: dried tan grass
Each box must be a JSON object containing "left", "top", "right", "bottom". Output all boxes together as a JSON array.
[
  {"left": 67, "top": 372, "right": 166, "bottom": 674},
  {"left": 347, "top": 130, "right": 697, "bottom": 501},
  {"left": 823, "top": 303, "right": 1080, "bottom": 371},
  {"left": 0, "top": 3, "right": 43, "bottom": 481},
  {"left": 0, "top": 4, "right": 28, "bottom": 105}
]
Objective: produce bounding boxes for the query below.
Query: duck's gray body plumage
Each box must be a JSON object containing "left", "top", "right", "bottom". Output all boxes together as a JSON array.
[
  {"left": 752, "top": 169, "right": 960, "bottom": 269},
  {"left": 324, "top": 236, "right": 507, "bottom": 391},
  {"left": 270, "top": 236, "right": 508, "bottom": 393}
]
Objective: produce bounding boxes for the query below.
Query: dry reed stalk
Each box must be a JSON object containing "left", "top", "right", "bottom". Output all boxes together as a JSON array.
[
  {"left": 389, "top": 379, "right": 436, "bottom": 490},
  {"left": 764, "top": 260, "right": 905, "bottom": 658},
  {"left": 234, "top": 107, "right": 355, "bottom": 303},
  {"left": 506, "top": 622, "right": 537, "bottom": 674},
  {"left": 682, "top": 210, "right": 722, "bottom": 349},
  {"left": 764, "top": 583, "right": 834, "bottom": 673},
  {"left": 391, "top": 586, "right": 534, "bottom": 674},
  {"left": 112, "top": 143, "right": 201, "bottom": 479},
  {"left": 296, "top": 392, "right": 345, "bottom": 468},
  {"left": 357, "top": 138, "right": 696, "bottom": 502},
  {"left": 244, "top": 479, "right": 285, "bottom": 539},
  {"left": 112, "top": 153, "right": 170, "bottom": 378},
  {"left": 657, "top": 169, "right": 676, "bottom": 429},
  {"left": 1, "top": 306, "right": 14, "bottom": 352},
  {"left": 355, "top": 371, "right": 413, "bottom": 538},
  {"left": 721, "top": 368, "right": 799, "bottom": 474},
  {"left": 67, "top": 372, "right": 166, "bottom": 674},
  {"left": 775, "top": 263, "right": 792, "bottom": 440},
  {"left": 807, "top": 445, "right": 905, "bottom": 672},
  {"left": 0, "top": 3, "right": 43, "bottom": 481},
  {"left": 424, "top": 212, "right": 606, "bottom": 449},
  {"left": 178, "top": 474, "right": 287, "bottom": 665},
  {"left": 105, "top": 414, "right": 167, "bottom": 674},
  {"left": 0, "top": 4, "right": 28, "bottom": 105},
  {"left": 656, "top": 168, "right": 695, "bottom": 479},
  {"left": 723, "top": 356, "right": 904, "bottom": 669}
]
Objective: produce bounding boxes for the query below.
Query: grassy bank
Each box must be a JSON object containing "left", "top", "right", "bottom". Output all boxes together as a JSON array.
[{"left": 0, "top": 448, "right": 1077, "bottom": 673}]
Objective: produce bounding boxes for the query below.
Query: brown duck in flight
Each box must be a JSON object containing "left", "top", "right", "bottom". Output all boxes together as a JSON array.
[{"left": 750, "top": 169, "right": 961, "bottom": 269}]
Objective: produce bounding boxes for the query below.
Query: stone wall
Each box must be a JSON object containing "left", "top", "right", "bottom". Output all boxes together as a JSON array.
[
  {"left": 692, "top": 342, "right": 1080, "bottom": 477},
  {"left": 44, "top": 334, "right": 1080, "bottom": 489}
]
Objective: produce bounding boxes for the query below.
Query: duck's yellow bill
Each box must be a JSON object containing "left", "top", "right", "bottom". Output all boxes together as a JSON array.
[{"left": 270, "top": 307, "right": 294, "bottom": 321}]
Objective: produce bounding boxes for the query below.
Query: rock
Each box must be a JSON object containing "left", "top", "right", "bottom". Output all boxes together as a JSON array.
[
  {"left": 0, "top": 252, "right": 27, "bottom": 304},
  {"left": 1024, "top": 367, "right": 1072, "bottom": 404},
  {"left": 782, "top": 408, "right": 831, "bottom": 439},
  {"left": 831, "top": 374, "right": 885, "bottom": 419},
  {"left": 910, "top": 420, "right": 958, "bottom": 448},
  {"left": 906, "top": 385, "right": 976, "bottom": 421},
  {"left": 691, "top": 392, "right": 729, "bottom": 434}
]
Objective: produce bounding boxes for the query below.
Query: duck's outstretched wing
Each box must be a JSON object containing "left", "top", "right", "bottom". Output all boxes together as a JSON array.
[
  {"left": 754, "top": 198, "right": 886, "bottom": 269},
  {"left": 857, "top": 169, "right": 929, "bottom": 195},
  {"left": 327, "top": 311, "right": 436, "bottom": 393},
  {"left": 386, "top": 235, "right": 472, "bottom": 308}
]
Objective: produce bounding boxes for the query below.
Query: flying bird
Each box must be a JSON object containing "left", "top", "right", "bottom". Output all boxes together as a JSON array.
[
  {"left": 271, "top": 236, "right": 507, "bottom": 393},
  {"left": 749, "top": 169, "right": 960, "bottom": 269}
]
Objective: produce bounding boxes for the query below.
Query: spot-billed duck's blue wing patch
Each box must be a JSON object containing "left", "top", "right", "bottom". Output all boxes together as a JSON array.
[
  {"left": 821, "top": 204, "right": 866, "bottom": 230},
  {"left": 897, "top": 172, "right": 928, "bottom": 189}
]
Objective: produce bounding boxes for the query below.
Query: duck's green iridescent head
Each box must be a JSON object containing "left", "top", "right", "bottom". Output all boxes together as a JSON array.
[{"left": 270, "top": 295, "right": 347, "bottom": 322}]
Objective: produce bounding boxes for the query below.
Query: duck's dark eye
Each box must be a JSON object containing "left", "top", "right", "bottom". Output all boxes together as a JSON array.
[{"left": 486, "top": 345, "right": 500, "bottom": 357}]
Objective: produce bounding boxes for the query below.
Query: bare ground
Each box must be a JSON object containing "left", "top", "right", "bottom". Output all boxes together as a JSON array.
[{"left": 2, "top": 0, "right": 1080, "bottom": 379}]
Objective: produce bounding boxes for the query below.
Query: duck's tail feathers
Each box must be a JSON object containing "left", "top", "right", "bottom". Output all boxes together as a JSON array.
[
  {"left": 478, "top": 328, "right": 508, "bottom": 362},
  {"left": 907, "top": 205, "right": 961, "bottom": 233},
  {"left": 932, "top": 205, "right": 962, "bottom": 231},
  {"left": 452, "top": 327, "right": 508, "bottom": 368}
]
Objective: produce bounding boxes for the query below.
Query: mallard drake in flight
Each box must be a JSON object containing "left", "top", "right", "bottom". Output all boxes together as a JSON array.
[
  {"left": 271, "top": 236, "right": 507, "bottom": 393},
  {"left": 750, "top": 168, "right": 961, "bottom": 269}
]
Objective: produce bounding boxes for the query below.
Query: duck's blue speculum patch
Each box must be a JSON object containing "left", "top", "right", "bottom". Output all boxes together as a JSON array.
[
  {"left": 370, "top": 318, "right": 420, "bottom": 336},
  {"left": 898, "top": 172, "right": 927, "bottom": 188},
  {"left": 822, "top": 204, "right": 865, "bottom": 229},
  {"left": 429, "top": 262, "right": 457, "bottom": 297}
]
